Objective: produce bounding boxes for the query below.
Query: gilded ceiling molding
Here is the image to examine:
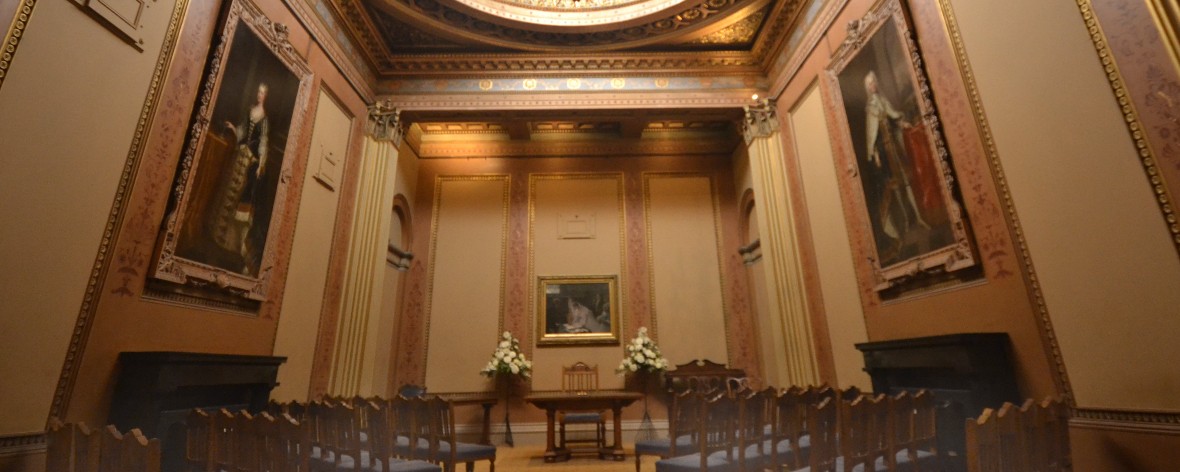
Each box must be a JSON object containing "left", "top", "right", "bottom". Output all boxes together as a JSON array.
[
  {"left": 415, "top": 139, "right": 737, "bottom": 159},
  {"left": 382, "top": 92, "right": 759, "bottom": 111},
  {"left": 748, "top": 0, "right": 808, "bottom": 72},
  {"left": 328, "top": 0, "right": 399, "bottom": 72},
  {"left": 0, "top": 0, "right": 37, "bottom": 92},
  {"left": 375, "top": 52, "right": 762, "bottom": 76},
  {"left": 935, "top": 0, "right": 1074, "bottom": 403},
  {"left": 1073, "top": 0, "right": 1180, "bottom": 257},
  {"left": 1072, "top": 407, "right": 1180, "bottom": 434},
  {"left": 367, "top": 99, "right": 404, "bottom": 145},
  {"left": 742, "top": 97, "right": 779, "bottom": 143},
  {"left": 49, "top": 0, "right": 192, "bottom": 422},
  {"left": 768, "top": 0, "right": 843, "bottom": 98}
]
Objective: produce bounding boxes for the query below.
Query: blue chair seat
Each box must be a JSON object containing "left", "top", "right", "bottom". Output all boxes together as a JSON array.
[
  {"left": 655, "top": 452, "right": 738, "bottom": 472},
  {"left": 367, "top": 456, "right": 443, "bottom": 472},
  {"left": 562, "top": 412, "right": 603, "bottom": 423},
  {"left": 437, "top": 440, "right": 497, "bottom": 462},
  {"left": 635, "top": 434, "right": 694, "bottom": 455}
]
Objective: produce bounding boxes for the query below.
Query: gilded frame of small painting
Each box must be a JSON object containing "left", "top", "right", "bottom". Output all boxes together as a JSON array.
[
  {"left": 536, "top": 275, "right": 620, "bottom": 346},
  {"left": 151, "top": 0, "right": 313, "bottom": 302},
  {"left": 824, "top": 0, "right": 976, "bottom": 291}
]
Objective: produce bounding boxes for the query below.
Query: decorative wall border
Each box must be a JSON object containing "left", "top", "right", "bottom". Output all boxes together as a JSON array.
[
  {"left": 48, "top": 0, "right": 193, "bottom": 423},
  {"left": 0, "top": 0, "right": 37, "bottom": 91},
  {"left": 1072, "top": 0, "right": 1180, "bottom": 259},
  {"left": 1072, "top": 408, "right": 1180, "bottom": 435},
  {"left": 934, "top": 0, "right": 1074, "bottom": 403},
  {"left": 419, "top": 175, "right": 511, "bottom": 385},
  {"left": 526, "top": 173, "right": 628, "bottom": 350},
  {"left": 284, "top": 0, "right": 376, "bottom": 102}
]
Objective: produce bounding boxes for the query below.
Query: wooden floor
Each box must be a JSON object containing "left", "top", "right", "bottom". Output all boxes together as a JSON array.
[{"left": 466, "top": 445, "right": 659, "bottom": 471}]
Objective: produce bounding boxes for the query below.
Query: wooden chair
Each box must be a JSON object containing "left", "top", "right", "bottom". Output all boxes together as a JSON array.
[
  {"left": 97, "top": 424, "right": 160, "bottom": 472},
  {"left": 46, "top": 418, "right": 99, "bottom": 472},
  {"left": 276, "top": 412, "right": 313, "bottom": 472},
  {"left": 634, "top": 388, "right": 697, "bottom": 472},
  {"left": 733, "top": 388, "right": 771, "bottom": 472},
  {"left": 800, "top": 397, "right": 839, "bottom": 472},
  {"left": 422, "top": 396, "right": 496, "bottom": 472},
  {"left": 558, "top": 362, "right": 607, "bottom": 453},
  {"left": 663, "top": 360, "right": 745, "bottom": 395},
  {"left": 768, "top": 386, "right": 810, "bottom": 471},
  {"left": 654, "top": 391, "right": 737, "bottom": 472},
  {"left": 362, "top": 400, "right": 440, "bottom": 472},
  {"left": 210, "top": 409, "right": 238, "bottom": 472},
  {"left": 182, "top": 409, "right": 215, "bottom": 472}
]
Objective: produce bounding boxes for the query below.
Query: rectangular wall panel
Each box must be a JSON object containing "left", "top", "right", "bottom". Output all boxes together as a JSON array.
[
  {"left": 647, "top": 175, "right": 729, "bottom": 366},
  {"left": 271, "top": 90, "right": 350, "bottom": 400},
  {"left": 789, "top": 84, "right": 871, "bottom": 389},
  {"left": 424, "top": 177, "right": 509, "bottom": 393},
  {"left": 530, "top": 175, "right": 624, "bottom": 391}
]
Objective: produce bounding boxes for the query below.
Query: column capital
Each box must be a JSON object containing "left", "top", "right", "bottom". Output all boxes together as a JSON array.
[
  {"left": 742, "top": 98, "right": 779, "bottom": 144},
  {"left": 367, "top": 99, "right": 404, "bottom": 145}
]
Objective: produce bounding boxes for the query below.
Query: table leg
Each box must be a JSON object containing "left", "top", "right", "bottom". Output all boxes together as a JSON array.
[
  {"left": 543, "top": 408, "right": 561, "bottom": 462},
  {"left": 480, "top": 402, "right": 494, "bottom": 446},
  {"left": 609, "top": 404, "right": 625, "bottom": 461}
]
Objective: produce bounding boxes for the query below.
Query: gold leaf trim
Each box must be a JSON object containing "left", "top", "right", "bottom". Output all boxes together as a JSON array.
[
  {"left": 1072, "top": 0, "right": 1180, "bottom": 256},
  {"left": 0, "top": 0, "right": 38, "bottom": 91}
]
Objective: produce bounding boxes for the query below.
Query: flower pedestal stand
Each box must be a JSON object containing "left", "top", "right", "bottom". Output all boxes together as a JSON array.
[
  {"left": 500, "top": 374, "right": 515, "bottom": 447},
  {"left": 636, "top": 372, "right": 658, "bottom": 441}
]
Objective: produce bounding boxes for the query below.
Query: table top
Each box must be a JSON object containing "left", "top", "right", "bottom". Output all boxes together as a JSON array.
[{"left": 523, "top": 390, "right": 644, "bottom": 403}]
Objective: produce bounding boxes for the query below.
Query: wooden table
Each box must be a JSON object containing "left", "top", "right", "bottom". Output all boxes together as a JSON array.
[
  {"left": 436, "top": 392, "right": 499, "bottom": 446},
  {"left": 523, "top": 390, "right": 644, "bottom": 462}
]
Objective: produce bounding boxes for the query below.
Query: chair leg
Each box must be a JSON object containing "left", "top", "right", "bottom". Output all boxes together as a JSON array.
[
  {"left": 466, "top": 462, "right": 475, "bottom": 472},
  {"left": 635, "top": 452, "right": 642, "bottom": 472}
]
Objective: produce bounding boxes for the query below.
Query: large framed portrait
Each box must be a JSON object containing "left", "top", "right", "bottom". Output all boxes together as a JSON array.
[
  {"left": 151, "top": 0, "right": 313, "bottom": 302},
  {"left": 536, "top": 275, "right": 620, "bottom": 346},
  {"left": 825, "top": 0, "right": 975, "bottom": 291}
]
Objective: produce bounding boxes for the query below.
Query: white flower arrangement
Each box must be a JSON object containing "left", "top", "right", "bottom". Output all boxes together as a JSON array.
[
  {"left": 480, "top": 331, "right": 533, "bottom": 379},
  {"left": 616, "top": 327, "right": 668, "bottom": 374}
]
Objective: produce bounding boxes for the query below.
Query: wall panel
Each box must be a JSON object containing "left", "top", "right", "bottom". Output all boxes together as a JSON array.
[
  {"left": 647, "top": 175, "right": 729, "bottom": 366},
  {"left": 423, "top": 177, "right": 509, "bottom": 393},
  {"left": 530, "top": 175, "right": 625, "bottom": 391},
  {"left": 272, "top": 89, "right": 351, "bottom": 401},
  {"left": 789, "top": 84, "right": 870, "bottom": 389}
]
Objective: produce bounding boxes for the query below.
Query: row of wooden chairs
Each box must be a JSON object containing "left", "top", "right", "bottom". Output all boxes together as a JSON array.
[
  {"left": 46, "top": 418, "right": 161, "bottom": 472},
  {"left": 965, "top": 397, "right": 1071, "bottom": 472},
  {"left": 246, "top": 395, "right": 495, "bottom": 472},
  {"left": 647, "top": 383, "right": 939, "bottom": 472}
]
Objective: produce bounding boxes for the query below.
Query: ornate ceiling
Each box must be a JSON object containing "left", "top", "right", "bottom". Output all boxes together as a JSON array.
[
  {"left": 324, "top": 0, "right": 819, "bottom": 158},
  {"left": 329, "top": 0, "right": 813, "bottom": 78}
]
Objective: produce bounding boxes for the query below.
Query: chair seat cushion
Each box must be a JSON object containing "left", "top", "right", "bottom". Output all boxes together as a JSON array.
[
  {"left": 655, "top": 453, "right": 738, "bottom": 472},
  {"left": 368, "top": 457, "right": 443, "bottom": 472},
  {"left": 893, "top": 448, "right": 937, "bottom": 472},
  {"left": 635, "top": 434, "right": 693, "bottom": 455},
  {"left": 794, "top": 455, "right": 889, "bottom": 472},
  {"left": 438, "top": 440, "right": 497, "bottom": 462},
  {"left": 561, "top": 412, "right": 604, "bottom": 423}
]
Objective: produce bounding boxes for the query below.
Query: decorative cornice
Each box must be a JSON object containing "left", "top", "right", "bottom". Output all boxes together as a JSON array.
[
  {"left": 0, "top": 0, "right": 38, "bottom": 92},
  {"left": 742, "top": 98, "right": 779, "bottom": 143},
  {"left": 367, "top": 99, "right": 404, "bottom": 145},
  {"left": 0, "top": 432, "right": 46, "bottom": 455},
  {"left": 375, "top": 52, "right": 763, "bottom": 77},
  {"left": 1073, "top": 407, "right": 1180, "bottom": 435},
  {"left": 288, "top": 0, "right": 377, "bottom": 102}
]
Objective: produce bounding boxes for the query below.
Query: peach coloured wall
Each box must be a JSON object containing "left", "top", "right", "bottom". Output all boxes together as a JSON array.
[
  {"left": 423, "top": 177, "right": 510, "bottom": 393},
  {"left": 530, "top": 176, "right": 627, "bottom": 392},
  {"left": 271, "top": 89, "right": 353, "bottom": 401},
  {"left": 948, "top": 0, "right": 1180, "bottom": 412},
  {"left": 3, "top": 0, "right": 371, "bottom": 428},
  {"left": 647, "top": 175, "right": 731, "bottom": 366},
  {"left": 787, "top": 84, "right": 871, "bottom": 389},
  {"left": 0, "top": 0, "right": 184, "bottom": 435}
]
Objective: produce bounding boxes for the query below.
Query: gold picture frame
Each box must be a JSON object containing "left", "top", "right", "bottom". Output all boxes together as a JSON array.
[
  {"left": 536, "top": 275, "right": 620, "bottom": 346},
  {"left": 150, "top": 0, "right": 313, "bottom": 304},
  {"left": 824, "top": 0, "right": 976, "bottom": 291}
]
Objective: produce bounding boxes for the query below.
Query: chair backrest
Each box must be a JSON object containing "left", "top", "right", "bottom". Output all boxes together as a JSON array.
[
  {"left": 966, "top": 397, "right": 1070, "bottom": 472},
  {"left": 183, "top": 409, "right": 214, "bottom": 472},
  {"left": 770, "top": 387, "right": 809, "bottom": 470},
  {"left": 47, "top": 418, "right": 99, "bottom": 472},
  {"left": 664, "top": 359, "right": 746, "bottom": 394},
  {"left": 735, "top": 389, "right": 771, "bottom": 471},
  {"left": 694, "top": 391, "right": 738, "bottom": 468},
  {"left": 562, "top": 362, "right": 599, "bottom": 394},
  {"left": 807, "top": 398, "right": 839, "bottom": 472},
  {"left": 276, "top": 412, "right": 311, "bottom": 472},
  {"left": 97, "top": 425, "right": 160, "bottom": 472},
  {"left": 211, "top": 409, "right": 237, "bottom": 471}
]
